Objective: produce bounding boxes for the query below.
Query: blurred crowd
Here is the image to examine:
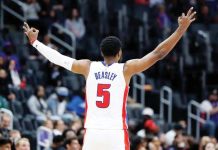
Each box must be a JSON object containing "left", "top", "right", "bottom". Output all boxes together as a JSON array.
[{"left": 1, "top": 0, "right": 218, "bottom": 149}]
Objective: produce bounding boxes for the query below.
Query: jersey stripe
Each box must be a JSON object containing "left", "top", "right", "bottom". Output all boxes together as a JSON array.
[{"left": 122, "top": 86, "right": 129, "bottom": 129}]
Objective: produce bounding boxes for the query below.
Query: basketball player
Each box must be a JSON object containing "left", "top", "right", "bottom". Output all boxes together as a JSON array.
[{"left": 23, "top": 7, "right": 196, "bottom": 150}]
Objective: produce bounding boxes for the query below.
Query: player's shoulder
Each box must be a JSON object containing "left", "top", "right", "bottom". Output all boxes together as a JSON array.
[{"left": 122, "top": 59, "right": 138, "bottom": 77}]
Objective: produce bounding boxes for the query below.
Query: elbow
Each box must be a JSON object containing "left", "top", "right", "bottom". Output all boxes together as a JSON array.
[{"left": 153, "top": 49, "right": 168, "bottom": 60}]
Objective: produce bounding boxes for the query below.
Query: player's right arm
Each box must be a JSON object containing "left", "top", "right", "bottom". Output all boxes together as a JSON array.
[
  {"left": 23, "top": 22, "right": 91, "bottom": 78},
  {"left": 123, "top": 7, "right": 196, "bottom": 81}
]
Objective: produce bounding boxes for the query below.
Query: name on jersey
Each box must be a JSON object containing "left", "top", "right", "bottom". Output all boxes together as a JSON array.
[{"left": 94, "top": 71, "right": 117, "bottom": 81}]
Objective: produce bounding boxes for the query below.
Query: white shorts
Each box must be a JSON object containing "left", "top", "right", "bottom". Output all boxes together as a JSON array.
[{"left": 82, "top": 129, "right": 130, "bottom": 150}]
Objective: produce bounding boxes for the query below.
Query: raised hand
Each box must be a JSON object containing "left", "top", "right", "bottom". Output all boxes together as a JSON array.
[
  {"left": 23, "top": 22, "right": 39, "bottom": 44},
  {"left": 178, "top": 7, "right": 196, "bottom": 31}
]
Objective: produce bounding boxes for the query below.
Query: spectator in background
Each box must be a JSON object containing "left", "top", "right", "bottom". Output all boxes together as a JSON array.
[
  {"left": 198, "top": 5, "right": 211, "bottom": 24},
  {"left": 51, "top": 135, "right": 65, "bottom": 150},
  {"left": 9, "top": 130, "right": 21, "bottom": 144},
  {"left": 3, "top": 42, "right": 21, "bottom": 71},
  {"left": 0, "top": 138, "right": 12, "bottom": 150},
  {"left": 52, "top": 0, "right": 64, "bottom": 23},
  {"left": 62, "top": 129, "right": 77, "bottom": 139},
  {"left": 7, "top": 92, "right": 22, "bottom": 115},
  {"left": 0, "top": 95, "right": 8, "bottom": 109},
  {"left": 200, "top": 89, "right": 218, "bottom": 138},
  {"left": 204, "top": 142, "right": 216, "bottom": 150},
  {"left": 23, "top": 0, "right": 41, "bottom": 26},
  {"left": 168, "top": 133, "right": 187, "bottom": 150},
  {"left": 27, "top": 85, "right": 48, "bottom": 122},
  {"left": 71, "top": 119, "right": 83, "bottom": 134},
  {"left": 137, "top": 107, "right": 159, "bottom": 138},
  {"left": 77, "top": 128, "right": 85, "bottom": 143},
  {"left": 204, "top": 0, "right": 218, "bottom": 19},
  {"left": 53, "top": 119, "right": 66, "bottom": 136},
  {"left": 156, "top": 4, "right": 171, "bottom": 39},
  {"left": 39, "top": 0, "right": 56, "bottom": 33},
  {"left": 40, "top": 0, "right": 53, "bottom": 19},
  {"left": 15, "top": 138, "right": 30, "bottom": 150},
  {"left": 0, "top": 113, "right": 11, "bottom": 138},
  {"left": 64, "top": 137, "right": 81, "bottom": 150},
  {"left": 207, "top": 90, "right": 218, "bottom": 137},
  {"left": 23, "top": 0, "right": 41, "bottom": 20},
  {"left": 66, "top": 88, "right": 85, "bottom": 117},
  {"left": 148, "top": 136, "right": 162, "bottom": 150},
  {"left": 7, "top": 60, "right": 22, "bottom": 89},
  {"left": 165, "top": 123, "right": 184, "bottom": 147},
  {"left": 47, "top": 87, "right": 73, "bottom": 121},
  {"left": 0, "top": 113, "right": 11, "bottom": 130},
  {"left": 23, "top": 0, "right": 45, "bottom": 35},
  {"left": 43, "top": 119, "right": 54, "bottom": 130},
  {"left": 135, "top": 138, "right": 147, "bottom": 150},
  {"left": 65, "top": 8, "right": 86, "bottom": 39},
  {"left": 199, "top": 136, "right": 216, "bottom": 150}
]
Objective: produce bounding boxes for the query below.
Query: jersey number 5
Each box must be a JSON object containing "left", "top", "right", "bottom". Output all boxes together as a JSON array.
[{"left": 96, "top": 84, "right": 111, "bottom": 108}]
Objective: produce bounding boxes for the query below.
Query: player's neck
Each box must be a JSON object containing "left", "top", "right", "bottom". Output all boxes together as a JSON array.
[{"left": 104, "top": 58, "right": 118, "bottom": 65}]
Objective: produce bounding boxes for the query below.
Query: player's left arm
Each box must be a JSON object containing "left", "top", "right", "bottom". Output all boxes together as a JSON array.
[
  {"left": 23, "top": 22, "right": 91, "bottom": 77},
  {"left": 124, "top": 7, "right": 196, "bottom": 78}
]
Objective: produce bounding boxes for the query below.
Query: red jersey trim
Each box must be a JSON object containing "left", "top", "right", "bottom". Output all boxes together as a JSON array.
[{"left": 122, "top": 86, "right": 129, "bottom": 129}]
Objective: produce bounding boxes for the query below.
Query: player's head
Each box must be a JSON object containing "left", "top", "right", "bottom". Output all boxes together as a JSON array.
[{"left": 100, "top": 36, "right": 122, "bottom": 61}]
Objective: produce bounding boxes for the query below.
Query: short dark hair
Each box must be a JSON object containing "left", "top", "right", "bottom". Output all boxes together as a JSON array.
[
  {"left": 64, "top": 137, "right": 78, "bottom": 148},
  {"left": 100, "top": 36, "right": 122, "bottom": 57},
  {"left": 52, "top": 135, "right": 64, "bottom": 144},
  {"left": 62, "top": 129, "right": 76, "bottom": 139},
  {"left": 0, "top": 138, "right": 12, "bottom": 146}
]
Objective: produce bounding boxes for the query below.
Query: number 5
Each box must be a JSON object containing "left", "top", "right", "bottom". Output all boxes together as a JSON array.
[{"left": 96, "top": 84, "right": 111, "bottom": 108}]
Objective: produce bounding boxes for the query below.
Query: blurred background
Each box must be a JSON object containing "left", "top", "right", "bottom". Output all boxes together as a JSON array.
[{"left": 0, "top": 0, "right": 218, "bottom": 149}]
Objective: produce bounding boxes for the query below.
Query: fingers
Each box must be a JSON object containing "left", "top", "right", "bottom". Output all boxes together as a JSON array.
[
  {"left": 23, "top": 22, "right": 30, "bottom": 36},
  {"left": 23, "top": 26, "right": 28, "bottom": 32},
  {"left": 30, "top": 27, "right": 39, "bottom": 33},
  {"left": 191, "top": 18, "right": 196, "bottom": 22},
  {"left": 187, "top": 7, "right": 193, "bottom": 16},
  {"left": 189, "top": 11, "right": 197, "bottom": 19},
  {"left": 23, "top": 22, "right": 30, "bottom": 30},
  {"left": 182, "top": 13, "right": 185, "bottom": 17}
]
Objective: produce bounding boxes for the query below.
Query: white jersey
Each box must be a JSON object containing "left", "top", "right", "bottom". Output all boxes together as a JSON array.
[{"left": 85, "top": 61, "right": 129, "bottom": 129}]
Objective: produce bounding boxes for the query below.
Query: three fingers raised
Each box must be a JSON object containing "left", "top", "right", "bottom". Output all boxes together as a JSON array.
[
  {"left": 179, "top": 7, "right": 196, "bottom": 22},
  {"left": 186, "top": 7, "right": 193, "bottom": 16}
]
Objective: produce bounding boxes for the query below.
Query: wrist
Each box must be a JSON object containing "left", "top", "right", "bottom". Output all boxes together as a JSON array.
[
  {"left": 176, "top": 26, "right": 187, "bottom": 34},
  {"left": 29, "top": 38, "right": 37, "bottom": 45}
]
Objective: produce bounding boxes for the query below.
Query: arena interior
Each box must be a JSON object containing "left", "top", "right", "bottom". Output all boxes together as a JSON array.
[{"left": 1, "top": 0, "right": 218, "bottom": 149}]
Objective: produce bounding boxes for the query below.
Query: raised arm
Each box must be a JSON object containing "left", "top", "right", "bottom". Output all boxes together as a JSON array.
[
  {"left": 124, "top": 7, "right": 196, "bottom": 79},
  {"left": 23, "top": 22, "right": 91, "bottom": 78}
]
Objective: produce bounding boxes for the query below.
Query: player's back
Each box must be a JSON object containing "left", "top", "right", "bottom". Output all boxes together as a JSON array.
[{"left": 85, "top": 61, "right": 128, "bottom": 129}]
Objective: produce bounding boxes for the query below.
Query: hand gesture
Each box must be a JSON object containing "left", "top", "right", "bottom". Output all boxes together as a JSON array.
[
  {"left": 178, "top": 7, "right": 196, "bottom": 31},
  {"left": 23, "top": 22, "right": 39, "bottom": 44}
]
